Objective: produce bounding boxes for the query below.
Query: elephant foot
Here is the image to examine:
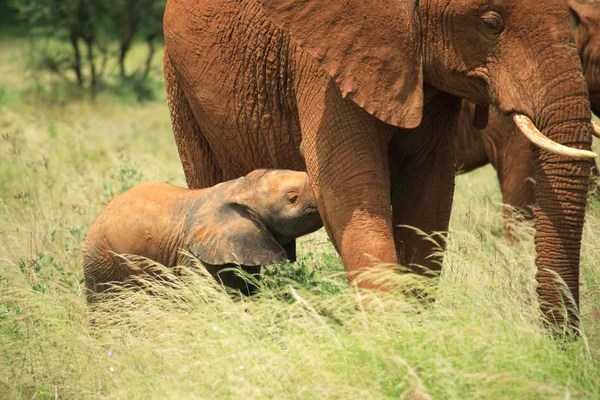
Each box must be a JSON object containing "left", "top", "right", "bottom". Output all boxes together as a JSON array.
[{"left": 283, "top": 241, "right": 297, "bottom": 262}]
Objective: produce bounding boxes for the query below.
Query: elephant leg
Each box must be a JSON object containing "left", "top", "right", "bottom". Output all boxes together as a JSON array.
[
  {"left": 589, "top": 159, "right": 600, "bottom": 199},
  {"left": 297, "top": 80, "right": 396, "bottom": 289},
  {"left": 390, "top": 92, "right": 461, "bottom": 277},
  {"left": 203, "top": 263, "right": 261, "bottom": 296},
  {"left": 164, "top": 53, "right": 223, "bottom": 189},
  {"left": 494, "top": 132, "right": 535, "bottom": 241},
  {"left": 283, "top": 241, "right": 297, "bottom": 262},
  {"left": 390, "top": 146, "right": 456, "bottom": 277},
  {"left": 454, "top": 102, "right": 490, "bottom": 174}
]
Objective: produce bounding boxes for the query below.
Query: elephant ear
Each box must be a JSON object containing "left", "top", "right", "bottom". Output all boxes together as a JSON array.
[
  {"left": 185, "top": 200, "right": 287, "bottom": 267},
  {"left": 259, "top": 0, "right": 423, "bottom": 128},
  {"left": 568, "top": 0, "right": 600, "bottom": 23}
]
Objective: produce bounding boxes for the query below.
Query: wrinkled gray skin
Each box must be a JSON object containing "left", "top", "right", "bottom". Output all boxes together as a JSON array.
[{"left": 83, "top": 169, "right": 322, "bottom": 301}]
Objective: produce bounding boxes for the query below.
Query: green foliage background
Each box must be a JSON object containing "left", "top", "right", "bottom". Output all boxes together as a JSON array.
[{"left": 4, "top": 0, "right": 165, "bottom": 101}]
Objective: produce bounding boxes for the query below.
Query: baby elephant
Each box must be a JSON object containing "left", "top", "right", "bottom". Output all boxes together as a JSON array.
[{"left": 83, "top": 169, "right": 322, "bottom": 301}]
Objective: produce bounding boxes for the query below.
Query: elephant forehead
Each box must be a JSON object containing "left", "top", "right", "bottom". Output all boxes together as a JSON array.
[{"left": 254, "top": 170, "right": 307, "bottom": 194}]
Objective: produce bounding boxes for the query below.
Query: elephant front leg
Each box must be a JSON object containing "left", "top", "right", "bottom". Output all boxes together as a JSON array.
[
  {"left": 390, "top": 151, "right": 456, "bottom": 277},
  {"left": 282, "top": 241, "right": 297, "bottom": 262},
  {"left": 390, "top": 93, "right": 461, "bottom": 277},
  {"left": 298, "top": 81, "right": 397, "bottom": 289},
  {"left": 494, "top": 132, "right": 536, "bottom": 242}
]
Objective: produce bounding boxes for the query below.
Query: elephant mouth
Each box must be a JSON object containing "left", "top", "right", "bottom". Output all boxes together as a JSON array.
[
  {"left": 302, "top": 206, "right": 323, "bottom": 230},
  {"left": 303, "top": 206, "right": 319, "bottom": 216}
]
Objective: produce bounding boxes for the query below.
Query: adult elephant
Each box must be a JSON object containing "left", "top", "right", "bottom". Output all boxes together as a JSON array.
[
  {"left": 455, "top": 0, "right": 600, "bottom": 239},
  {"left": 163, "top": 0, "right": 597, "bottom": 330}
]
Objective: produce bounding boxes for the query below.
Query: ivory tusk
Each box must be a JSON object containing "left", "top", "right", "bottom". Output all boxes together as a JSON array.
[
  {"left": 513, "top": 114, "right": 597, "bottom": 159},
  {"left": 592, "top": 120, "right": 600, "bottom": 139}
]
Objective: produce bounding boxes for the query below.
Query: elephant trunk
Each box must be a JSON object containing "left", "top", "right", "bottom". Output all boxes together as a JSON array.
[{"left": 532, "top": 83, "right": 593, "bottom": 332}]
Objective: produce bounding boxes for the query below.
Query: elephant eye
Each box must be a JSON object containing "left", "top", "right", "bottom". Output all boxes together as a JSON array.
[
  {"left": 285, "top": 192, "right": 299, "bottom": 204},
  {"left": 481, "top": 11, "right": 504, "bottom": 35}
]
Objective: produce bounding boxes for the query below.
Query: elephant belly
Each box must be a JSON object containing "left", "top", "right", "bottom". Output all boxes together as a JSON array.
[
  {"left": 164, "top": 0, "right": 306, "bottom": 179},
  {"left": 185, "top": 88, "right": 305, "bottom": 179}
]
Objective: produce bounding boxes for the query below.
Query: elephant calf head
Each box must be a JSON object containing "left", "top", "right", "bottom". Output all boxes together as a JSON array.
[
  {"left": 186, "top": 169, "right": 323, "bottom": 267},
  {"left": 184, "top": 169, "right": 323, "bottom": 294}
]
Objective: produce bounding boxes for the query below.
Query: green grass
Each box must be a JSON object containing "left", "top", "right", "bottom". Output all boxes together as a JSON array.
[{"left": 1, "top": 38, "right": 600, "bottom": 399}]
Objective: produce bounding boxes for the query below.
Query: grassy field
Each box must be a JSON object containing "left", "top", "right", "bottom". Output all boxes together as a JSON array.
[{"left": 1, "top": 37, "right": 600, "bottom": 399}]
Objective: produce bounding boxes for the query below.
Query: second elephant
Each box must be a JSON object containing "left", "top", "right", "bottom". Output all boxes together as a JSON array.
[{"left": 455, "top": 0, "right": 600, "bottom": 238}]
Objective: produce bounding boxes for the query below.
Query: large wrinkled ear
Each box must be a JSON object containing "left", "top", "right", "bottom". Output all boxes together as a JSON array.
[
  {"left": 567, "top": 0, "right": 599, "bottom": 30},
  {"left": 185, "top": 201, "right": 287, "bottom": 267},
  {"left": 259, "top": 0, "right": 423, "bottom": 128}
]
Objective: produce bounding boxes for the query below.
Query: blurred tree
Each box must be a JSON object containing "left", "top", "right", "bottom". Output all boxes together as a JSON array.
[
  {"left": 0, "top": 0, "right": 19, "bottom": 28},
  {"left": 10, "top": 0, "right": 165, "bottom": 100},
  {"left": 109, "top": 0, "right": 164, "bottom": 79}
]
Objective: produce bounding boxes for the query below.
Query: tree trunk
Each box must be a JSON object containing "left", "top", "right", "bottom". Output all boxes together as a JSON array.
[
  {"left": 142, "top": 31, "right": 158, "bottom": 80},
  {"left": 118, "top": 39, "right": 131, "bottom": 78},
  {"left": 117, "top": 0, "right": 141, "bottom": 78},
  {"left": 69, "top": 32, "right": 84, "bottom": 88},
  {"left": 84, "top": 37, "right": 97, "bottom": 100}
]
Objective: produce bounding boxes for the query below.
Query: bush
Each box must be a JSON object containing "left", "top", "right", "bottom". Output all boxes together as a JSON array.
[{"left": 11, "top": 0, "right": 165, "bottom": 100}]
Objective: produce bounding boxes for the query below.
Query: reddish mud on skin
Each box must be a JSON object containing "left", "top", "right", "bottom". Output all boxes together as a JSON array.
[
  {"left": 454, "top": 0, "right": 600, "bottom": 240},
  {"left": 82, "top": 169, "right": 322, "bottom": 301}
]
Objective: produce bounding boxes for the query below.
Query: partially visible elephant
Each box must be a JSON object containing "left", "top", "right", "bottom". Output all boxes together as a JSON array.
[
  {"left": 455, "top": 0, "right": 600, "bottom": 238},
  {"left": 83, "top": 169, "right": 322, "bottom": 301},
  {"left": 163, "top": 0, "right": 597, "bottom": 330},
  {"left": 577, "top": 0, "right": 600, "bottom": 114}
]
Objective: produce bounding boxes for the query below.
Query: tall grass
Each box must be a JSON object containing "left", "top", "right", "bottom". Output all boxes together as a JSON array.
[{"left": 1, "top": 39, "right": 599, "bottom": 399}]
